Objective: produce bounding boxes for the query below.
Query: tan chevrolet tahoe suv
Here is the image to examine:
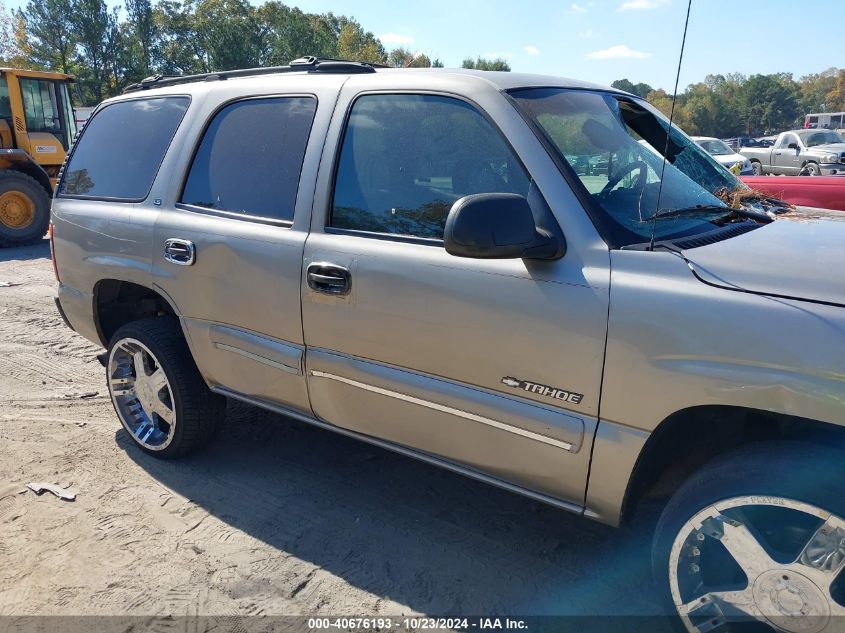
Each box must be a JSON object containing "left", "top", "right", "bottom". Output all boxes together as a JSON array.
[{"left": 51, "top": 57, "right": 845, "bottom": 632}]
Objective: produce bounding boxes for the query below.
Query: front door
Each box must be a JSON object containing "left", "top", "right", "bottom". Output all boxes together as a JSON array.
[
  {"left": 301, "top": 89, "right": 609, "bottom": 506},
  {"left": 772, "top": 133, "right": 801, "bottom": 175}
]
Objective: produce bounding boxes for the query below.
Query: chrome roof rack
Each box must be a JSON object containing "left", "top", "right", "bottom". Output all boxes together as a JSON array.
[{"left": 123, "top": 56, "right": 379, "bottom": 93}]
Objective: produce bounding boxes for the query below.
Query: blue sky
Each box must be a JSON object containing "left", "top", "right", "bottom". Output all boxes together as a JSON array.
[{"left": 4, "top": 0, "right": 826, "bottom": 90}]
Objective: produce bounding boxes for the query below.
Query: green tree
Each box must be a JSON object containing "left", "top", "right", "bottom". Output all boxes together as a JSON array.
[
  {"left": 0, "top": 1, "right": 15, "bottom": 64},
  {"left": 461, "top": 56, "right": 510, "bottom": 71},
  {"left": 645, "top": 88, "right": 694, "bottom": 132},
  {"left": 738, "top": 73, "right": 800, "bottom": 135},
  {"left": 17, "top": 0, "right": 74, "bottom": 73},
  {"left": 335, "top": 19, "right": 385, "bottom": 64},
  {"left": 387, "top": 47, "right": 439, "bottom": 68},
  {"left": 256, "top": 4, "right": 336, "bottom": 66},
  {"left": 193, "top": 0, "right": 267, "bottom": 70},
  {"left": 71, "top": 0, "right": 123, "bottom": 101},
  {"left": 124, "top": 0, "right": 156, "bottom": 77},
  {"left": 152, "top": 0, "right": 203, "bottom": 74},
  {"left": 825, "top": 69, "right": 845, "bottom": 112},
  {"left": 797, "top": 68, "right": 837, "bottom": 113},
  {"left": 611, "top": 78, "right": 653, "bottom": 98}
]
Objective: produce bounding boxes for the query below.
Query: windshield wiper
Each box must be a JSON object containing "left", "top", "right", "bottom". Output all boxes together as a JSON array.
[{"left": 645, "top": 204, "right": 772, "bottom": 223}]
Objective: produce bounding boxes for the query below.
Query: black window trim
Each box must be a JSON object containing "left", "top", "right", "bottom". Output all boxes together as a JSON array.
[
  {"left": 175, "top": 92, "right": 318, "bottom": 227},
  {"left": 325, "top": 88, "right": 552, "bottom": 246},
  {"left": 57, "top": 94, "right": 192, "bottom": 203}
]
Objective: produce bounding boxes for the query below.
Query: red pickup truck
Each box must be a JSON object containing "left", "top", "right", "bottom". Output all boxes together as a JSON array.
[{"left": 740, "top": 175, "right": 845, "bottom": 211}]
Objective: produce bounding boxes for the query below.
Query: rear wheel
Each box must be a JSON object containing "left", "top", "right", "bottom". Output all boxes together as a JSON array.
[
  {"left": 107, "top": 317, "right": 225, "bottom": 458},
  {"left": 751, "top": 161, "right": 764, "bottom": 176},
  {"left": 653, "top": 443, "right": 845, "bottom": 632},
  {"left": 0, "top": 170, "right": 51, "bottom": 247}
]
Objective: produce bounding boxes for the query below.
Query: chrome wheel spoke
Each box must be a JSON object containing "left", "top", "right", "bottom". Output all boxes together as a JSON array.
[
  {"left": 701, "top": 511, "right": 775, "bottom": 578},
  {"left": 680, "top": 588, "right": 758, "bottom": 617},
  {"left": 795, "top": 516, "right": 845, "bottom": 589},
  {"left": 827, "top": 599, "right": 845, "bottom": 618},
  {"left": 152, "top": 398, "right": 175, "bottom": 425},
  {"left": 110, "top": 379, "right": 135, "bottom": 397},
  {"left": 148, "top": 368, "right": 168, "bottom": 395},
  {"left": 132, "top": 349, "right": 149, "bottom": 378}
]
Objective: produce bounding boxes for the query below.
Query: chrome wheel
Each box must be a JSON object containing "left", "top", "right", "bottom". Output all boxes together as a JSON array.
[
  {"left": 670, "top": 496, "right": 845, "bottom": 632},
  {"left": 108, "top": 338, "right": 176, "bottom": 450}
]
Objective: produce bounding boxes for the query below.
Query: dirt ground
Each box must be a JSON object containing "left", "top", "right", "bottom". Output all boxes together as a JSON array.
[{"left": 0, "top": 240, "right": 668, "bottom": 627}]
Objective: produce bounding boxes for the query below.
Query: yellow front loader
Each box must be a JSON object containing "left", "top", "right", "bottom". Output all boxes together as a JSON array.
[{"left": 0, "top": 68, "right": 77, "bottom": 247}]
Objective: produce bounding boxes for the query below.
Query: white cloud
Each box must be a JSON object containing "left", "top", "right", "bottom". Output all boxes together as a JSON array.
[
  {"left": 578, "top": 29, "right": 594, "bottom": 39},
  {"left": 379, "top": 32, "right": 414, "bottom": 45},
  {"left": 483, "top": 51, "right": 513, "bottom": 59},
  {"left": 524, "top": 45, "right": 541, "bottom": 55},
  {"left": 617, "top": 0, "right": 669, "bottom": 11},
  {"left": 586, "top": 44, "right": 651, "bottom": 60},
  {"left": 569, "top": 3, "right": 587, "bottom": 13}
]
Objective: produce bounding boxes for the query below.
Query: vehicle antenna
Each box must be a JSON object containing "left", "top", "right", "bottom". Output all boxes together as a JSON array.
[{"left": 649, "top": 0, "right": 693, "bottom": 251}]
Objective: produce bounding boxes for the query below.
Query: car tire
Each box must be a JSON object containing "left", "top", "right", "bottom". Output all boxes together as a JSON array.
[
  {"left": 751, "top": 161, "right": 764, "bottom": 176},
  {"left": 802, "top": 162, "right": 821, "bottom": 177},
  {"left": 652, "top": 442, "right": 845, "bottom": 633},
  {"left": 0, "top": 170, "right": 51, "bottom": 247},
  {"left": 106, "top": 316, "right": 225, "bottom": 458}
]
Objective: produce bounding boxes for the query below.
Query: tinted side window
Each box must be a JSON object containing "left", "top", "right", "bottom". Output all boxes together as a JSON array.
[
  {"left": 59, "top": 97, "right": 189, "bottom": 200},
  {"left": 331, "top": 94, "right": 530, "bottom": 240},
  {"left": 181, "top": 96, "right": 317, "bottom": 222}
]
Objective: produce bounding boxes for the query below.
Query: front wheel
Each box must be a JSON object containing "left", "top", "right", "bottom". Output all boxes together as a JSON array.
[
  {"left": 0, "top": 170, "right": 51, "bottom": 247},
  {"left": 653, "top": 443, "right": 845, "bottom": 632},
  {"left": 801, "top": 163, "right": 821, "bottom": 177},
  {"left": 107, "top": 316, "right": 225, "bottom": 458}
]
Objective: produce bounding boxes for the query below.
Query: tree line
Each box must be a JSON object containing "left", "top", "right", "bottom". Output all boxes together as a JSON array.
[
  {"left": 613, "top": 69, "right": 845, "bottom": 138},
  {"left": 0, "top": 0, "right": 511, "bottom": 105},
  {"left": 5, "top": 0, "right": 839, "bottom": 137}
]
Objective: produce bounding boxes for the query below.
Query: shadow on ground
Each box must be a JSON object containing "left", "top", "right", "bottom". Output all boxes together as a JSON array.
[
  {"left": 120, "top": 398, "right": 668, "bottom": 622},
  {"left": 0, "top": 238, "right": 50, "bottom": 264}
]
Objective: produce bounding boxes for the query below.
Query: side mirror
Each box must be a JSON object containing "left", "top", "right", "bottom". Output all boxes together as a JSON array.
[
  {"left": 444, "top": 193, "right": 562, "bottom": 260},
  {"left": 787, "top": 142, "right": 800, "bottom": 151}
]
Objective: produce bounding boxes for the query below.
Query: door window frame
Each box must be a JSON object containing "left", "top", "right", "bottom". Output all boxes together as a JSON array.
[
  {"left": 325, "top": 89, "right": 545, "bottom": 247},
  {"left": 57, "top": 94, "right": 192, "bottom": 202},
  {"left": 176, "top": 93, "right": 318, "bottom": 228}
]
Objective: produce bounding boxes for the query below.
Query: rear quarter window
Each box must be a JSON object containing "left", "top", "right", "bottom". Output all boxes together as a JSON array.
[{"left": 58, "top": 96, "right": 190, "bottom": 201}]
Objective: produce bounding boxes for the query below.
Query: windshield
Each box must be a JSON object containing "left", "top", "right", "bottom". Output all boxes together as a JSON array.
[
  {"left": 697, "top": 139, "right": 734, "bottom": 156},
  {"left": 510, "top": 88, "right": 741, "bottom": 247},
  {"left": 798, "top": 130, "right": 843, "bottom": 147}
]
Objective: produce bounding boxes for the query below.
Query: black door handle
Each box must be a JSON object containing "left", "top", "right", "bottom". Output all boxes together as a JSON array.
[{"left": 307, "top": 262, "right": 351, "bottom": 295}]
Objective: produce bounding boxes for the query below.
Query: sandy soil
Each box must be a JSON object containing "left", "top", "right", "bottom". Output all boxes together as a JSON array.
[{"left": 0, "top": 240, "right": 667, "bottom": 625}]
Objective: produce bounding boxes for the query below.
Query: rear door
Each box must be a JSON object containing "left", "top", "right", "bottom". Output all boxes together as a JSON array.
[
  {"left": 151, "top": 81, "right": 338, "bottom": 415},
  {"left": 301, "top": 81, "right": 610, "bottom": 507}
]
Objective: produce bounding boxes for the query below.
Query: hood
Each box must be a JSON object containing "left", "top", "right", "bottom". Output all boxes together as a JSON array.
[
  {"left": 682, "top": 208, "right": 845, "bottom": 306},
  {"left": 713, "top": 153, "right": 746, "bottom": 166},
  {"left": 811, "top": 143, "right": 845, "bottom": 154}
]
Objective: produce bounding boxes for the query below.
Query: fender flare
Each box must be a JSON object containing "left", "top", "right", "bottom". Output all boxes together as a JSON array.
[{"left": 0, "top": 149, "right": 53, "bottom": 195}]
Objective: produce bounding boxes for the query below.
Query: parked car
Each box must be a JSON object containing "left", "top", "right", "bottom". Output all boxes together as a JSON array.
[
  {"left": 741, "top": 175, "right": 845, "bottom": 211},
  {"left": 691, "top": 136, "right": 753, "bottom": 174},
  {"left": 724, "top": 136, "right": 768, "bottom": 150},
  {"left": 740, "top": 129, "right": 845, "bottom": 176},
  {"left": 52, "top": 58, "right": 845, "bottom": 632}
]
